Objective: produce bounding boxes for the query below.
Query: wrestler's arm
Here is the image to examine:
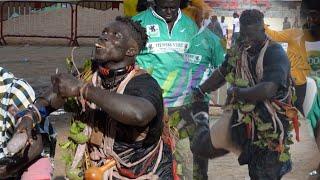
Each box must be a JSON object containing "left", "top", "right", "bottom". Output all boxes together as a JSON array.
[
  {"left": 230, "top": 82, "right": 279, "bottom": 103},
  {"left": 37, "top": 81, "right": 156, "bottom": 127},
  {"left": 50, "top": 73, "right": 156, "bottom": 127},
  {"left": 200, "top": 65, "right": 227, "bottom": 93},
  {"left": 19, "top": 74, "right": 156, "bottom": 127},
  {"left": 84, "top": 86, "right": 156, "bottom": 127}
]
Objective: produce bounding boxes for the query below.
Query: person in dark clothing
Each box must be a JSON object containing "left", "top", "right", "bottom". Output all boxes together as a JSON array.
[
  {"left": 283, "top": 17, "right": 291, "bottom": 30},
  {"left": 191, "top": 9, "right": 296, "bottom": 179},
  {"left": 208, "top": 15, "right": 223, "bottom": 38}
]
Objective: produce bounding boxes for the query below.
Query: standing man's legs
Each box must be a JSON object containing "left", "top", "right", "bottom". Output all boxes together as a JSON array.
[
  {"left": 168, "top": 103, "right": 209, "bottom": 180},
  {"left": 231, "top": 32, "right": 239, "bottom": 46},
  {"left": 294, "top": 83, "right": 307, "bottom": 115},
  {"left": 192, "top": 152, "right": 209, "bottom": 180},
  {"left": 181, "top": 103, "right": 209, "bottom": 180}
]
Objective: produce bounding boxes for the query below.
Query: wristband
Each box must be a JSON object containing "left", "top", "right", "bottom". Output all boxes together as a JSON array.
[{"left": 27, "top": 104, "right": 42, "bottom": 124}]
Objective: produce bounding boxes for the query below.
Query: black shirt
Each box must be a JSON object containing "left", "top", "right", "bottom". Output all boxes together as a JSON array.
[
  {"left": 249, "top": 42, "right": 291, "bottom": 124},
  {"left": 116, "top": 73, "right": 164, "bottom": 146},
  {"left": 112, "top": 74, "right": 172, "bottom": 177},
  {"left": 248, "top": 42, "right": 291, "bottom": 99}
]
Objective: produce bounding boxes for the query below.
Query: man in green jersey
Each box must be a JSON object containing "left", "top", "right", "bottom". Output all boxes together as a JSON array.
[
  {"left": 133, "top": 0, "right": 225, "bottom": 178},
  {"left": 132, "top": 0, "right": 198, "bottom": 108}
]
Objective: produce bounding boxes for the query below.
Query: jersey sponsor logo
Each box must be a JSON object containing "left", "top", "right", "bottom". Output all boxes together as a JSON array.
[
  {"left": 308, "top": 54, "right": 320, "bottom": 66},
  {"left": 146, "top": 41, "right": 189, "bottom": 53},
  {"left": 306, "top": 41, "right": 320, "bottom": 76},
  {"left": 146, "top": 24, "right": 160, "bottom": 37},
  {"left": 183, "top": 53, "right": 202, "bottom": 64},
  {"left": 307, "top": 54, "right": 320, "bottom": 76}
]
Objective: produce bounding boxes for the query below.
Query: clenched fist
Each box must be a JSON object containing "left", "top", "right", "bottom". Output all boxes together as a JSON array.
[{"left": 51, "top": 73, "right": 84, "bottom": 98}]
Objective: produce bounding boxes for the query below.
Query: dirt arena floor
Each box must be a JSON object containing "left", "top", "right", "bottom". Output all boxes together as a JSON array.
[{"left": 0, "top": 45, "right": 319, "bottom": 180}]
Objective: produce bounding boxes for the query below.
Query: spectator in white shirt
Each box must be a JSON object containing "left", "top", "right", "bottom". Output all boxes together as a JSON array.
[
  {"left": 232, "top": 12, "right": 240, "bottom": 46},
  {"left": 220, "top": 16, "right": 228, "bottom": 38}
]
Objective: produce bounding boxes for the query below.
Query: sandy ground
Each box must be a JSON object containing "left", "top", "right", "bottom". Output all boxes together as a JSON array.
[{"left": 0, "top": 46, "right": 319, "bottom": 180}]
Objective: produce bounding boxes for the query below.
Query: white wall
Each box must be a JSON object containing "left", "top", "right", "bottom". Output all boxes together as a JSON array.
[{"left": 218, "top": 16, "right": 284, "bottom": 31}]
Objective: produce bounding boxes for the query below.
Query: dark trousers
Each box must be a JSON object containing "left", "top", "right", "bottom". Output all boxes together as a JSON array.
[
  {"left": 168, "top": 103, "right": 209, "bottom": 180},
  {"left": 294, "top": 83, "right": 307, "bottom": 115},
  {"left": 231, "top": 32, "right": 240, "bottom": 47}
]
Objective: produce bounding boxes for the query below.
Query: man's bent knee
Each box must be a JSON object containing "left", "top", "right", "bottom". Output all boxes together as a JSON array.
[{"left": 191, "top": 124, "right": 228, "bottom": 159}]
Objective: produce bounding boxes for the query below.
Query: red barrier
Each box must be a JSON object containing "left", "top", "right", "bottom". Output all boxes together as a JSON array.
[
  {"left": 0, "top": 1, "right": 74, "bottom": 46},
  {"left": 0, "top": 0, "right": 123, "bottom": 46}
]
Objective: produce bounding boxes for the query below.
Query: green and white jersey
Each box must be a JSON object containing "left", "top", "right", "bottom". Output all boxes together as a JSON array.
[
  {"left": 132, "top": 8, "right": 199, "bottom": 107},
  {"left": 181, "top": 28, "right": 225, "bottom": 105}
]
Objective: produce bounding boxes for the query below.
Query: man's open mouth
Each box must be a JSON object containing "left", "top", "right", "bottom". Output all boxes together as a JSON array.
[{"left": 165, "top": 15, "right": 172, "bottom": 20}]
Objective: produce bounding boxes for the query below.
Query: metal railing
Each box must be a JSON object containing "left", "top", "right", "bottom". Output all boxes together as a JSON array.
[
  {"left": 72, "top": 0, "right": 122, "bottom": 46},
  {"left": 0, "top": 0, "right": 123, "bottom": 46},
  {"left": 0, "top": 1, "right": 75, "bottom": 45}
]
